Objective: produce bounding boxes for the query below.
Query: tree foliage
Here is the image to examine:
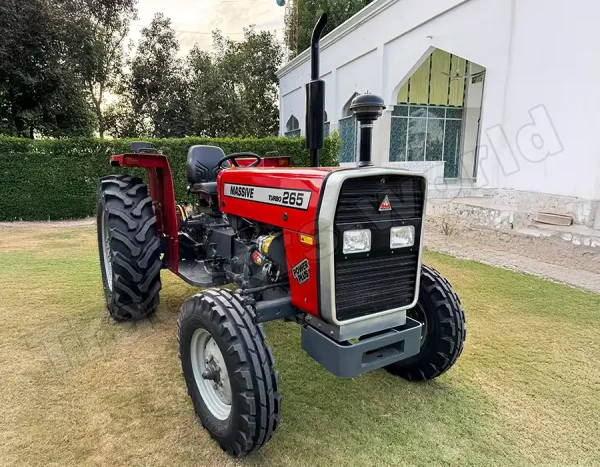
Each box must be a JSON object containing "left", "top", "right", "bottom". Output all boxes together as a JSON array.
[
  {"left": 187, "top": 28, "right": 283, "bottom": 137},
  {"left": 73, "top": 0, "right": 138, "bottom": 137},
  {"left": 107, "top": 24, "right": 283, "bottom": 138},
  {"left": 106, "top": 13, "right": 190, "bottom": 138},
  {"left": 285, "top": 0, "right": 374, "bottom": 58},
  {"left": 0, "top": 2, "right": 284, "bottom": 139},
  {"left": 0, "top": 0, "right": 96, "bottom": 137}
]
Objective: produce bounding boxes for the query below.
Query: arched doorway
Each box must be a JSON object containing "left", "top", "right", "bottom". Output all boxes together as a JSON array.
[{"left": 389, "top": 49, "right": 485, "bottom": 180}]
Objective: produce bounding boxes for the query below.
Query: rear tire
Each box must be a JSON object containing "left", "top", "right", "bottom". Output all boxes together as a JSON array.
[
  {"left": 178, "top": 289, "right": 281, "bottom": 457},
  {"left": 97, "top": 175, "right": 162, "bottom": 322},
  {"left": 385, "top": 265, "right": 466, "bottom": 381}
]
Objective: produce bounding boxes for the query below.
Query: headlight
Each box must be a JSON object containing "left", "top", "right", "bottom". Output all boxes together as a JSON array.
[
  {"left": 390, "top": 226, "right": 415, "bottom": 249},
  {"left": 343, "top": 229, "right": 371, "bottom": 254}
]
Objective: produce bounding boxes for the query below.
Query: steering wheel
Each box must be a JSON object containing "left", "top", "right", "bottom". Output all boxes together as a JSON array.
[{"left": 217, "top": 152, "right": 262, "bottom": 169}]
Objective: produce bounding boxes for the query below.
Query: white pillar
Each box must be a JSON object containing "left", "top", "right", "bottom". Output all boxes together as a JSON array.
[
  {"left": 593, "top": 202, "right": 600, "bottom": 230},
  {"left": 372, "top": 108, "right": 392, "bottom": 167}
]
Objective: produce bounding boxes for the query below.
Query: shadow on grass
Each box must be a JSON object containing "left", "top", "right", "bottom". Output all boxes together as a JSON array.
[{"left": 234, "top": 320, "right": 504, "bottom": 467}]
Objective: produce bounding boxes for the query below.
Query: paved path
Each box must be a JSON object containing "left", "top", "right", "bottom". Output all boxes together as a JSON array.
[{"left": 425, "top": 230, "right": 600, "bottom": 295}]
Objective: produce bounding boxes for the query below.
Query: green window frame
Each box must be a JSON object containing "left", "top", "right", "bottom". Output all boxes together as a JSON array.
[
  {"left": 339, "top": 116, "right": 358, "bottom": 163},
  {"left": 389, "top": 104, "right": 463, "bottom": 179}
]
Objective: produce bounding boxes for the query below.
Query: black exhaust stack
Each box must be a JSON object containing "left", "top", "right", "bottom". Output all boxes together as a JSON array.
[
  {"left": 351, "top": 94, "right": 386, "bottom": 167},
  {"left": 305, "top": 13, "right": 328, "bottom": 167}
]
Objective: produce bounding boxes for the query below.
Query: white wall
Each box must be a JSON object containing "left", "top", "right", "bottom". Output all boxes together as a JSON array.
[
  {"left": 280, "top": 86, "right": 305, "bottom": 135},
  {"left": 493, "top": 0, "right": 600, "bottom": 201},
  {"left": 277, "top": 0, "right": 600, "bottom": 201}
]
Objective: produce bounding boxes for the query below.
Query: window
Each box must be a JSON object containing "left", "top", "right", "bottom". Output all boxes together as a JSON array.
[
  {"left": 324, "top": 111, "right": 330, "bottom": 138},
  {"left": 285, "top": 115, "right": 300, "bottom": 138},
  {"left": 391, "top": 49, "right": 469, "bottom": 178},
  {"left": 390, "top": 105, "right": 463, "bottom": 178},
  {"left": 396, "top": 50, "right": 468, "bottom": 107},
  {"left": 339, "top": 93, "right": 359, "bottom": 163}
]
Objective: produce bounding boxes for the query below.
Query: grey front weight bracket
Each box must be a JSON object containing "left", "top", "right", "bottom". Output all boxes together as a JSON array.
[{"left": 301, "top": 317, "right": 422, "bottom": 378}]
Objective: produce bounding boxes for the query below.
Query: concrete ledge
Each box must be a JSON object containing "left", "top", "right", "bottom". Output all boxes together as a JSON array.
[{"left": 427, "top": 197, "right": 521, "bottom": 230}]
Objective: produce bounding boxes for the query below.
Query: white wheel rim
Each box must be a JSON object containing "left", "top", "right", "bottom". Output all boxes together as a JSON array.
[
  {"left": 101, "top": 210, "right": 113, "bottom": 291},
  {"left": 190, "top": 328, "right": 232, "bottom": 420}
]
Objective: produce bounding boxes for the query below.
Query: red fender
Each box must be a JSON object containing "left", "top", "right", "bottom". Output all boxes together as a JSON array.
[{"left": 109, "top": 154, "right": 179, "bottom": 274}]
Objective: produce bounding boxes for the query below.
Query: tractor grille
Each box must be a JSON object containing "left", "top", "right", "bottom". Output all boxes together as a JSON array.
[
  {"left": 333, "top": 174, "right": 425, "bottom": 322},
  {"left": 335, "top": 253, "right": 419, "bottom": 320},
  {"left": 335, "top": 175, "right": 424, "bottom": 223}
]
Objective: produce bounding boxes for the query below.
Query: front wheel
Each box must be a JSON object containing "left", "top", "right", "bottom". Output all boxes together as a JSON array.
[
  {"left": 386, "top": 265, "right": 466, "bottom": 381},
  {"left": 178, "top": 289, "right": 281, "bottom": 457}
]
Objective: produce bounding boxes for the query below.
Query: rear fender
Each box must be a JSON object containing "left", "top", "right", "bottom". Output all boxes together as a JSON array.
[{"left": 109, "top": 153, "right": 179, "bottom": 273}]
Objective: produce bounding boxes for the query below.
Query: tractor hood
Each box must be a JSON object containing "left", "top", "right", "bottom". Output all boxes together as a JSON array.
[{"left": 218, "top": 167, "right": 344, "bottom": 235}]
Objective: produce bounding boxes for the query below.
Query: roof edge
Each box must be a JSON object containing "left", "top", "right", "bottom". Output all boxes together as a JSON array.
[{"left": 276, "top": 0, "right": 399, "bottom": 79}]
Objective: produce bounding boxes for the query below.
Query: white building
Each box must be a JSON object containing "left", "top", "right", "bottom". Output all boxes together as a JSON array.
[{"left": 277, "top": 0, "right": 600, "bottom": 228}]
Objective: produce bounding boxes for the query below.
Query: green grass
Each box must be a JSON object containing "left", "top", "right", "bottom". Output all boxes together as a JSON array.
[{"left": 1, "top": 226, "right": 599, "bottom": 466}]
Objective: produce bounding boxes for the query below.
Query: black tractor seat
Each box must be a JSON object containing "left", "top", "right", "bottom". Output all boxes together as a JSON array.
[
  {"left": 187, "top": 145, "right": 229, "bottom": 184},
  {"left": 187, "top": 145, "right": 230, "bottom": 202}
]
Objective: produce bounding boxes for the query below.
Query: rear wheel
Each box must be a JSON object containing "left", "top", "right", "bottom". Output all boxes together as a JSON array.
[
  {"left": 97, "top": 175, "right": 162, "bottom": 322},
  {"left": 178, "top": 289, "right": 281, "bottom": 457},
  {"left": 385, "top": 265, "right": 466, "bottom": 381}
]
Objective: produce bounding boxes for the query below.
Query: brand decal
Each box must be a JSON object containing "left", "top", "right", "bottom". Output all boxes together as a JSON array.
[
  {"left": 229, "top": 185, "right": 255, "bottom": 198},
  {"left": 379, "top": 195, "right": 392, "bottom": 212},
  {"left": 224, "top": 183, "right": 312, "bottom": 210},
  {"left": 292, "top": 259, "right": 310, "bottom": 285}
]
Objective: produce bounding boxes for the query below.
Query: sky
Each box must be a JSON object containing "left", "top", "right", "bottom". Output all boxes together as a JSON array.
[{"left": 130, "top": 0, "right": 286, "bottom": 54}]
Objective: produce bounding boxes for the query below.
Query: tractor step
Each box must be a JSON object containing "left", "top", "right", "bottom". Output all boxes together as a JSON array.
[{"left": 177, "top": 259, "right": 224, "bottom": 287}]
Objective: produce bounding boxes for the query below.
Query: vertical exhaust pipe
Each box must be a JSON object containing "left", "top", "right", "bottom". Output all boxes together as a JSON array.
[{"left": 305, "top": 13, "right": 328, "bottom": 167}]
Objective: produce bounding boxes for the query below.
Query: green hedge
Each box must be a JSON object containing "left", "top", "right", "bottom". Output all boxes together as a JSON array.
[{"left": 0, "top": 136, "right": 340, "bottom": 221}]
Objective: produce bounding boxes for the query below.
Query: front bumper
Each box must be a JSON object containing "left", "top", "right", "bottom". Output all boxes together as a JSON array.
[{"left": 301, "top": 318, "right": 422, "bottom": 378}]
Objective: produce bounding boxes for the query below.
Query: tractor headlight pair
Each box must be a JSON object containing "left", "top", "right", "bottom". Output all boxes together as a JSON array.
[{"left": 342, "top": 226, "right": 415, "bottom": 254}]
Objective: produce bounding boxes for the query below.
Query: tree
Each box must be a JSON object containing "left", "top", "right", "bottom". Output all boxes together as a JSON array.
[
  {"left": 0, "top": 0, "right": 96, "bottom": 137},
  {"left": 187, "top": 45, "right": 245, "bottom": 138},
  {"left": 106, "top": 13, "right": 191, "bottom": 138},
  {"left": 285, "top": 0, "right": 374, "bottom": 58},
  {"left": 188, "top": 28, "right": 283, "bottom": 137},
  {"left": 73, "top": 0, "right": 138, "bottom": 137}
]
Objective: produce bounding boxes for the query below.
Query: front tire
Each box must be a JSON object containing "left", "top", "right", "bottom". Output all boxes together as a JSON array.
[
  {"left": 386, "top": 265, "right": 466, "bottom": 381},
  {"left": 178, "top": 289, "right": 281, "bottom": 457},
  {"left": 97, "top": 175, "right": 162, "bottom": 322}
]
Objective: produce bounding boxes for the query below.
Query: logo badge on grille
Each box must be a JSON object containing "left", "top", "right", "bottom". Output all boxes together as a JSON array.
[{"left": 379, "top": 195, "right": 392, "bottom": 212}]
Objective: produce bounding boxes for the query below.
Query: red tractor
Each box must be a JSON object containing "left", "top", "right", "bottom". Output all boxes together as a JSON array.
[{"left": 96, "top": 15, "right": 465, "bottom": 457}]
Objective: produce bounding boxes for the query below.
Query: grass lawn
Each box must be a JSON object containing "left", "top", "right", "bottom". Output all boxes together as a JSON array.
[{"left": 0, "top": 225, "right": 599, "bottom": 467}]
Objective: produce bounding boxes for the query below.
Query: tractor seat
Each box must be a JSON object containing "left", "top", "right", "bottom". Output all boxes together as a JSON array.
[
  {"left": 187, "top": 145, "right": 229, "bottom": 183},
  {"left": 187, "top": 145, "right": 230, "bottom": 198}
]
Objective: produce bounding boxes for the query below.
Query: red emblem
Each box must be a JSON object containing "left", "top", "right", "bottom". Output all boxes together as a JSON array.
[{"left": 379, "top": 195, "right": 392, "bottom": 212}]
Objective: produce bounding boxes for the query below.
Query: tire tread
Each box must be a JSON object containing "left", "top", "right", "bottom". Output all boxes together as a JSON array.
[
  {"left": 386, "top": 265, "right": 466, "bottom": 381},
  {"left": 97, "top": 175, "right": 162, "bottom": 321},
  {"left": 178, "top": 289, "right": 281, "bottom": 457}
]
